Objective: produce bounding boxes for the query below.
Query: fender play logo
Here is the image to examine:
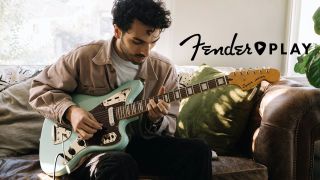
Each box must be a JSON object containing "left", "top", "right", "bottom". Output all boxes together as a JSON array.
[{"left": 179, "top": 33, "right": 312, "bottom": 61}]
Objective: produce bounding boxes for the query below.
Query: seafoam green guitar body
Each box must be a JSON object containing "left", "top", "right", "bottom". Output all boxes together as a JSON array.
[{"left": 39, "top": 80, "right": 143, "bottom": 176}]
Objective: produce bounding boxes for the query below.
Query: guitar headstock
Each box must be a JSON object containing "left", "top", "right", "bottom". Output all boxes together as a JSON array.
[{"left": 227, "top": 68, "right": 280, "bottom": 91}]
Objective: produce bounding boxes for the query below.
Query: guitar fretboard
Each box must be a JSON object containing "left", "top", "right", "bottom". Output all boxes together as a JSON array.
[{"left": 114, "top": 75, "right": 229, "bottom": 120}]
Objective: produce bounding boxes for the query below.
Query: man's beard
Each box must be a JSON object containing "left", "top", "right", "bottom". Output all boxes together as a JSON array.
[{"left": 119, "top": 38, "right": 146, "bottom": 65}]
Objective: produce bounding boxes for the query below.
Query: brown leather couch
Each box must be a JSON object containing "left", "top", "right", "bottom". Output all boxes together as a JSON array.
[
  {"left": 1, "top": 79, "right": 319, "bottom": 180},
  {"left": 251, "top": 79, "right": 320, "bottom": 180}
]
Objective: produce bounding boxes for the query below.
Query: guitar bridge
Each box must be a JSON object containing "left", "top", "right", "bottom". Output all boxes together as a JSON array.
[{"left": 52, "top": 125, "right": 72, "bottom": 145}]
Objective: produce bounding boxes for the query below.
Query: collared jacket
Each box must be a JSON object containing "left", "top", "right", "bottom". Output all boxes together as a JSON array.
[{"left": 29, "top": 37, "right": 179, "bottom": 137}]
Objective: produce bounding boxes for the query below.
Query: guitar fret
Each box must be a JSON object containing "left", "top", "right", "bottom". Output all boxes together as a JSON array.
[
  {"left": 174, "top": 89, "right": 181, "bottom": 100},
  {"left": 120, "top": 107, "right": 123, "bottom": 119},
  {"left": 134, "top": 103, "right": 137, "bottom": 115},
  {"left": 169, "top": 92, "right": 175, "bottom": 102},
  {"left": 193, "top": 84, "right": 201, "bottom": 93},
  {"left": 135, "top": 102, "right": 138, "bottom": 113},
  {"left": 216, "top": 76, "right": 227, "bottom": 86},
  {"left": 139, "top": 101, "right": 143, "bottom": 113},
  {"left": 180, "top": 88, "right": 188, "bottom": 98},
  {"left": 139, "top": 101, "right": 142, "bottom": 113},
  {"left": 132, "top": 104, "right": 136, "bottom": 115},
  {"left": 116, "top": 107, "right": 119, "bottom": 119},
  {"left": 113, "top": 108, "right": 117, "bottom": 120},
  {"left": 208, "top": 79, "right": 216, "bottom": 89},
  {"left": 135, "top": 103, "right": 139, "bottom": 114},
  {"left": 130, "top": 104, "right": 133, "bottom": 116},
  {"left": 146, "top": 100, "right": 149, "bottom": 110},
  {"left": 122, "top": 105, "right": 125, "bottom": 118},
  {"left": 164, "top": 94, "right": 169, "bottom": 103},
  {"left": 200, "top": 82, "right": 208, "bottom": 91},
  {"left": 119, "top": 107, "right": 122, "bottom": 119},
  {"left": 126, "top": 105, "right": 130, "bottom": 117},
  {"left": 123, "top": 105, "right": 127, "bottom": 117},
  {"left": 186, "top": 86, "right": 193, "bottom": 96},
  {"left": 141, "top": 101, "right": 144, "bottom": 112},
  {"left": 142, "top": 100, "right": 146, "bottom": 113},
  {"left": 130, "top": 104, "right": 134, "bottom": 116}
]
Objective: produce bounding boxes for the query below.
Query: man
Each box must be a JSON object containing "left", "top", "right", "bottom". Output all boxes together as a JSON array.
[{"left": 29, "top": 0, "right": 212, "bottom": 179}]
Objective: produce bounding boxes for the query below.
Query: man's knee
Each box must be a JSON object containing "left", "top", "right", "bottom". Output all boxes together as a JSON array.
[{"left": 93, "top": 152, "right": 138, "bottom": 180}]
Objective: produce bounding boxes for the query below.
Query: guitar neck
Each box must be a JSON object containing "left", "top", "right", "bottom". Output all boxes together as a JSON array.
[{"left": 115, "top": 75, "right": 229, "bottom": 120}]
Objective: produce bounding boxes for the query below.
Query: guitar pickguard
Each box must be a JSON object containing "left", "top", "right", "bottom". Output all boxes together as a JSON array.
[{"left": 87, "top": 89, "right": 133, "bottom": 147}]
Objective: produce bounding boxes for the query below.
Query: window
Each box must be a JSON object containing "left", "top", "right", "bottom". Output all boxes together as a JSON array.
[
  {"left": 286, "top": 0, "right": 320, "bottom": 77},
  {"left": 0, "top": 0, "right": 114, "bottom": 65}
]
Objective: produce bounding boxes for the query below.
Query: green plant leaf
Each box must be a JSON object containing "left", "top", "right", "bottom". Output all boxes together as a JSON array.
[
  {"left": 294, "top": 45, "right": 319, "bottom": 74},
  {"left": 306, "top": 50, "right": 320, "bottom": 87},
  {"left": 295, "top": 54, "right": 308, "bottom": 74},
  {"left": 313, "top": 7, "right": 320, "bottom": 35}
]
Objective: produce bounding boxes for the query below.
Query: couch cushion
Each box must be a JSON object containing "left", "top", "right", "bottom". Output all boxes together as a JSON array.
[
  {"left": 176, "top": 65, "right": 259, "bottom": 155},
  {"left": 0, "top": 65, "right": 43, "bottom": 92},
  {"left": 213, "top": 156, "right": 268, "bottom": 180},
  {"left": 0, "top": 77, "right": 44, "bottom": 157},
  {"left": 0, "top": 154, "right": 54, "bottom": 180},
  {"left": 0, "top": 155, "right": 267, "bottom": 180}
]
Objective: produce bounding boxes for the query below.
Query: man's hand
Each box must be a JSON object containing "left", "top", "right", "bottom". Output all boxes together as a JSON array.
[
  {"left": 147, "top": 86, "right": 171, "bottom": 122},
  {"left": 65, "top": 106, "right": 103, "bottom": 140}
]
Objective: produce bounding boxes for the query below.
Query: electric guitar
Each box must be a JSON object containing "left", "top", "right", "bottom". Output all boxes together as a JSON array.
[{"left": 39, "top": 68, "right": 280, "bottom": 176}]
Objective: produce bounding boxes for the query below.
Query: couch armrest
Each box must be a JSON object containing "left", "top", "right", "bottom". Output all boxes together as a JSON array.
[{"left": 252, "top": 79, "right": 320, "bottom": 180}]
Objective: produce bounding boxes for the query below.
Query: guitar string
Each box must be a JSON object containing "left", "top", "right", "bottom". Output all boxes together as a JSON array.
[{"left": 88, "top": 78, "right": 225, "bottom": 120}]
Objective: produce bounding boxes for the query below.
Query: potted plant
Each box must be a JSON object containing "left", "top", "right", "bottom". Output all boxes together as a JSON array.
[{"left": 294, "top": 7, "right": 320, "bottom": 88}]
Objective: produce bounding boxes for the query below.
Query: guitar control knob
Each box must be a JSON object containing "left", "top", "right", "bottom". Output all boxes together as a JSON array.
[
  {"left": 78, "top": 139, "right": 85, "bottom": 146},
  {"left": 68, "top": 148, "right": 76, "bottom": 155}
]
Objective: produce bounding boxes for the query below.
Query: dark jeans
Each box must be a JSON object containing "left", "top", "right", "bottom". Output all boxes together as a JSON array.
[{"left": 70, "top": 136, "right": 212, "bottom": 180}]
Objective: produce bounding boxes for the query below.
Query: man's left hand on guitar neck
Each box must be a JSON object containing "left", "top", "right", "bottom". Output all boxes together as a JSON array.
[{"left": 147, "top": 86, "right": 170, "bottom": 123}]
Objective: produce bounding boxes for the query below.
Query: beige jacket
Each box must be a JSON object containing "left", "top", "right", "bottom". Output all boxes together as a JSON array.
[{"left": 29, "top": 37, "right": 179, "bottom": 136}]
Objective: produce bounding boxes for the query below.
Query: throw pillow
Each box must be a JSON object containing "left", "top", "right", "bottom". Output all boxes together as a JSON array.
[
  {"left": 176, "top": 65, "right": 259, "bottom": 155},
  {"left": 0, "top": 66, "right": 44, "bottom": 92},
  {"left": 0, "top": 77, "right": 44, "bottom": 157}
]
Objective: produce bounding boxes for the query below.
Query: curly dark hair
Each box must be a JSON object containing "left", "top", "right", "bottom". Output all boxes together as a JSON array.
[{"left": 111, "top": 0, "right": 171, "bottom": 32}]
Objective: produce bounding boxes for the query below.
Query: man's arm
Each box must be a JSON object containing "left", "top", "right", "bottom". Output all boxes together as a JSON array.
[
  {"left": 29, "top": 54, "right": 78, "bottom": 125},
  {"left": 146, "top": 66, "right": 180, "bottom": 136},
  {"left": 29, "top": 53, "right": 102, "bottom": 139}
]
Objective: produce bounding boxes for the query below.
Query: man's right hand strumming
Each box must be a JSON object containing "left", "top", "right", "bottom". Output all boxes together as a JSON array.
[{"left": 65, "top": 106, "right": 103, "bottom": 140}]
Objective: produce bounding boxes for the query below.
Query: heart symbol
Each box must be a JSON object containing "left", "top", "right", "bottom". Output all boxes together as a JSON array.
[{"left": 254, "top": 41, "right": 266, "bottom": 55}]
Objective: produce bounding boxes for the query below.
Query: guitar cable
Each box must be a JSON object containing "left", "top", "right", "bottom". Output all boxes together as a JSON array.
[
  {"left": 53, "top": 153, "right": 63, "bottom": 180},
  {"left": 53, "top": 133, "right": 68, "bottom": 180}
]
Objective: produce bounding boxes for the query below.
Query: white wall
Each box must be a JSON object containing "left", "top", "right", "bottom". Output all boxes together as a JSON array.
[{"left": 156, "top": 0, "right": 290, "bottom": 72}]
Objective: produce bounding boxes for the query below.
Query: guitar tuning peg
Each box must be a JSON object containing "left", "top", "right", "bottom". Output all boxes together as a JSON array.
[{"left": 266, "top": 67, "right": 271, "bottom": 72}]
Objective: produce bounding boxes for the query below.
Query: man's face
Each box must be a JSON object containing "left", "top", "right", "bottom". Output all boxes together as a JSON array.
[{"left": 114, "top": 19, "right": 161, "bottom": 64}]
